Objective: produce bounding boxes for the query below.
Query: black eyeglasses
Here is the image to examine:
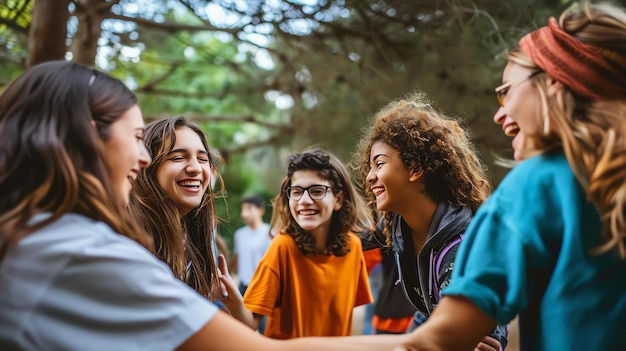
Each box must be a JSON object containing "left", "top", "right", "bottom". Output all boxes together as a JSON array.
[
  {"left": 286, "top": 185, "right": 333, "bottom": 201},
  {"left": 495, "top": 71, "right": 542, "bottom": 107}
]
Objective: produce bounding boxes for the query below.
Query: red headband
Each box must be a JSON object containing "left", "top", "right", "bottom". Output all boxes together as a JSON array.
[{"left": 519, "top": 17, "right": 626, "bottom": 100}]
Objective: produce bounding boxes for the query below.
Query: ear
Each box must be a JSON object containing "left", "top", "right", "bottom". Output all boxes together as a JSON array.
[
  {"left": 333, "top": 191, "right": 344, "bottom": 211},
  {"left": 409, "top": 168, "right": 424, "bottom": 182},
  {"left": 545, "top": 75, "right": 564, "bottom": 97},
  {"left": 91, "top": 120, "right": 96, "bottom": 129}
]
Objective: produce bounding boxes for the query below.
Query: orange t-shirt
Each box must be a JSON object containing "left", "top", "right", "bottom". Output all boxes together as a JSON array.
[{"left": 243, "top": 232, "right": 373, "bottom": 339}]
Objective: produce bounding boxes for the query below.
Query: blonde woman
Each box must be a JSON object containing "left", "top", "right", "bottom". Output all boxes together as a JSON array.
[{"left": 398, "top": 2, "right": 626, "bottom": 350}]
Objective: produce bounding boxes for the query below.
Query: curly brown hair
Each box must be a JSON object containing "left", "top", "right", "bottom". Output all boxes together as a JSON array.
[
  {"left": 352, "top": 92, "right": 492, "bottom": 238},
  {"left": 270, "top": 149, "right": 373, "bottom": 256}
]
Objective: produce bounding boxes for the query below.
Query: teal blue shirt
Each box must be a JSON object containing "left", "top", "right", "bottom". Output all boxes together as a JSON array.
[{"left": 443, "top": 150, "right": 626, "bottom": 351}]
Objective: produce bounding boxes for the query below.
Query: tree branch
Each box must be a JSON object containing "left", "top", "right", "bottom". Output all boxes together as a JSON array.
[
  {"left": 223, "top": 135, "right": 283, "bottom": 156},
  {"left": 147, "top": 113, "right": 292, "bottom": 132},
  {"left": 135, "top": 61, "right": 182, "bottom": 92},
  {"left": 0, "top": 17, "right": 29, "bottom": 33},
  {"left": 104, "top": 13, "right": 242, "bottom": 35}
]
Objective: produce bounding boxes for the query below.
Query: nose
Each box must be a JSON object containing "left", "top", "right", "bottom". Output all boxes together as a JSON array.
[
  {"left": 493, "top": 106, "right": 506, "bottom": 125},
  {"left": 365, "top": 167, "right": 376, "bottom": 184},
  {"left": 139, "top": 142, "right": 151, "bottom": 168},
  {"left": 185, "top": 158, "right": 202, "bottom": 174},
  {"left": 297, "top": 190, "right": 314, "bottom": 204}
]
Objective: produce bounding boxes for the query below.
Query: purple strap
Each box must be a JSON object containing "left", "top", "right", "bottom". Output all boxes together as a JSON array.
[{"left": 432, "top": 234, "right": 463, "bottom": 302}]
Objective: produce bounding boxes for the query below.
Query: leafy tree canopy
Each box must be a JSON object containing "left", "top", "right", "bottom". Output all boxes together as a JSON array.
[{"left": 0, "top": 0, "right": 574, "bottom": 238}]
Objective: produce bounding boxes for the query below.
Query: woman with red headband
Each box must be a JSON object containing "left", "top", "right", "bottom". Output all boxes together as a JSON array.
[{"left": 398, "top": 2, "right": 626, "bottom": 351}]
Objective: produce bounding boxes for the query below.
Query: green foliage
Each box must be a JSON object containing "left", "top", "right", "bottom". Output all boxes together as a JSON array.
[
  {"left": 1, "top": 0, "right": 576, "bottom": 242},
  {"left": 1, "top": 0, "right": 32, "bottom": 29},
  {"left": 0, "top": 0, "right": 31, "bottom": 84}
]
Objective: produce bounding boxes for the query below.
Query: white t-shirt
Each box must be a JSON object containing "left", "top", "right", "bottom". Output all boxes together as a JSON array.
[
  {"left": 233, "top": 223, "right": 272, "bottom": 286},
  {"left": 0, "top": 213, "right": 218, "bottom": 351}
]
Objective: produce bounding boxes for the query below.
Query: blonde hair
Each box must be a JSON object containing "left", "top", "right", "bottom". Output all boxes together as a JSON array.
[{"left": 509, "top": 2, "right": 626, "bottom": 258}]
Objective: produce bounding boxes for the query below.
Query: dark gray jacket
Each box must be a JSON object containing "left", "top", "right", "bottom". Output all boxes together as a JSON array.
[{"left": 360, "top": 202, "right": 508, "bottom": 348}]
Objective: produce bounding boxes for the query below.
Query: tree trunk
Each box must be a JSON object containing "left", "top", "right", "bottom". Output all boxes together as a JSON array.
[
  {"left": 26, "top": 0, "right": 71, "bottom": 68},
  {"left": 70, "top": 0, "right": 106, "bottom": 66}
]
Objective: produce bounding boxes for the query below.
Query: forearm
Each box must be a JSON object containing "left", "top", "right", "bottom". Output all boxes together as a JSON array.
[
  {"left": 179, "top": 312, "right": 410, "bottom": 351},
  {"left": 283, "top": 333, "right": 411, "bottom": 351},
  {"left": 221, "top": 299, "right": 260, "bottom": 330},
  {"left": 405, "top": 296, "right": 496, "bottom": 351}
]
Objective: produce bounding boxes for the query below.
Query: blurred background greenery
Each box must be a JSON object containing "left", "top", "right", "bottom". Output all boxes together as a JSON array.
[{"left": 0, "top": 0, "right": 573, "bottom": 248}]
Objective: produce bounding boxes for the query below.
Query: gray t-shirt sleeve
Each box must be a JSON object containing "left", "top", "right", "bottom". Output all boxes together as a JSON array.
[{"left": 32, "top": 235, "right": 217, "bottom": 351}]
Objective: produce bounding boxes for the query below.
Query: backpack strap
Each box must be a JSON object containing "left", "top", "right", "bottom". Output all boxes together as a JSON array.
[{"left": 432, "top": 234, "right": 464, "bottom": 303}]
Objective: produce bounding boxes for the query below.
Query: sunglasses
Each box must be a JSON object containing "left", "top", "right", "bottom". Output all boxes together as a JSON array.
[{"left": 495, "top": 71, "right": 542, "bottom": 107}]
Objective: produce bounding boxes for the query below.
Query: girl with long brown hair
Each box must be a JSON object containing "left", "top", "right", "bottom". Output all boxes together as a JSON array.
[
  {"left": 0, "top": 61, "right": 411, "bottom": 350},
  {"left": 128, "top": 116, "right": 222, "bottom": 301}
]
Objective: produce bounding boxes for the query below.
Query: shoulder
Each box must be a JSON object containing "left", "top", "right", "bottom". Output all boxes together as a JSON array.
[
  {"left": 21, "top": 213, "right": 139, "bottom": 255},
  {"left": 269, "top": 232, "right": 297, "bottom": 248},
  {"left": 347, "top": 232, "right": 364, "bottom": 248},
  {"left": 3, "top": 214, "right": 217, "bottom": 350},
  {"left": 500, "top": 150, "right": 574, "bottom": 193},
  {"left": 234, "top": 226, "right": 248, "bottom": 236},
  {"left": 484, "top": 150, "right": 577, "bottom": 216}
]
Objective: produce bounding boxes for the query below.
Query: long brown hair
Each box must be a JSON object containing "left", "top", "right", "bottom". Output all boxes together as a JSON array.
[
  {"left": 0, "top": 61, "right": 153, "bottom": 260},
  {"left": 270, "top": 149, "right": 373, "bottom": 256},
  {"left": 128, "top": 116, "right": 221, "bottom": 299}
]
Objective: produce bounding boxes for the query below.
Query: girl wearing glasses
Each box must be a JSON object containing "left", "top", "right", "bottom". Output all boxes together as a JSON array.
[
  {"left": 0, "top": 61, "right": 416, "bottom": 350},
  {"left": 353, "top": 92, "right": 507, "bottom": 350},
  {"left": 219, "top": 149, "right": 374, "bottom": 338},
  {"left": 395, "top": 2, "right": 626, "bottom": 351}
]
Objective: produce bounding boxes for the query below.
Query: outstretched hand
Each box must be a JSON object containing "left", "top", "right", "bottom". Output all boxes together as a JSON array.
[{"left": 217, "top": 254, "right": 243, "bottom": 305}]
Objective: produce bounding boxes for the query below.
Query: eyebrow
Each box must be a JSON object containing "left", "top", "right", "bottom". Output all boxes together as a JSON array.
[
  {"left": 168, "top": 148, "right": 209, "bottom": 155},
  {"left": 371, "top": 153, "right": 386, "bottom": 161}
]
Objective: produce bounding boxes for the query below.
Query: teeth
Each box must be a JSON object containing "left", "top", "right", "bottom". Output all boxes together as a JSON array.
[
  {"left": 178, "top": 180, "right": 201, "bottom": 187},
  {"left": 504, "top": 124, "right": 520, "bottom": 137},
  {"left": 372, "top": 187, "right": 384, "bottom": 196},
  {"left": 299, "top": 210, "right": 317, "bottom": 215}
]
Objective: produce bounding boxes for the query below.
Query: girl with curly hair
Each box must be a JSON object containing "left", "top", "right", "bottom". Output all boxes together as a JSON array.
[
  {"left": 0, "top": 61, "right": 414, "bottom": 351},
  {"left": 396, "top": 2, "right": 626, "bottom": 350},
  {"left": 354, "top": 92, "right": 508, "bottom": 350},
  {"left": 220, "top": 148, "right": 374, "bottom": 338}
]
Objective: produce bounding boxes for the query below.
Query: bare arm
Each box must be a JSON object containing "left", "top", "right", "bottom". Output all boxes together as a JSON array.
[
  {"left": 402, "top": 295, "right": 496, "bottom": 351},
  {"left": 177, "top": 311, "right": 410, "bottom": 351}
]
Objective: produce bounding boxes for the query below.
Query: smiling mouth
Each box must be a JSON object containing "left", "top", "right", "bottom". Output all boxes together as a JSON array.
[
  {"left": 298, "top": 210, "right": 318, "bottom": 216},
  {"left": 178, "top": 180, "right": 201, "bottom": 189},
  {"left": 504, "top": 124, "right": 520, "bottom": 137},
  {"left": 372, "top": 187, "right": 385, "bottom": 196}
]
